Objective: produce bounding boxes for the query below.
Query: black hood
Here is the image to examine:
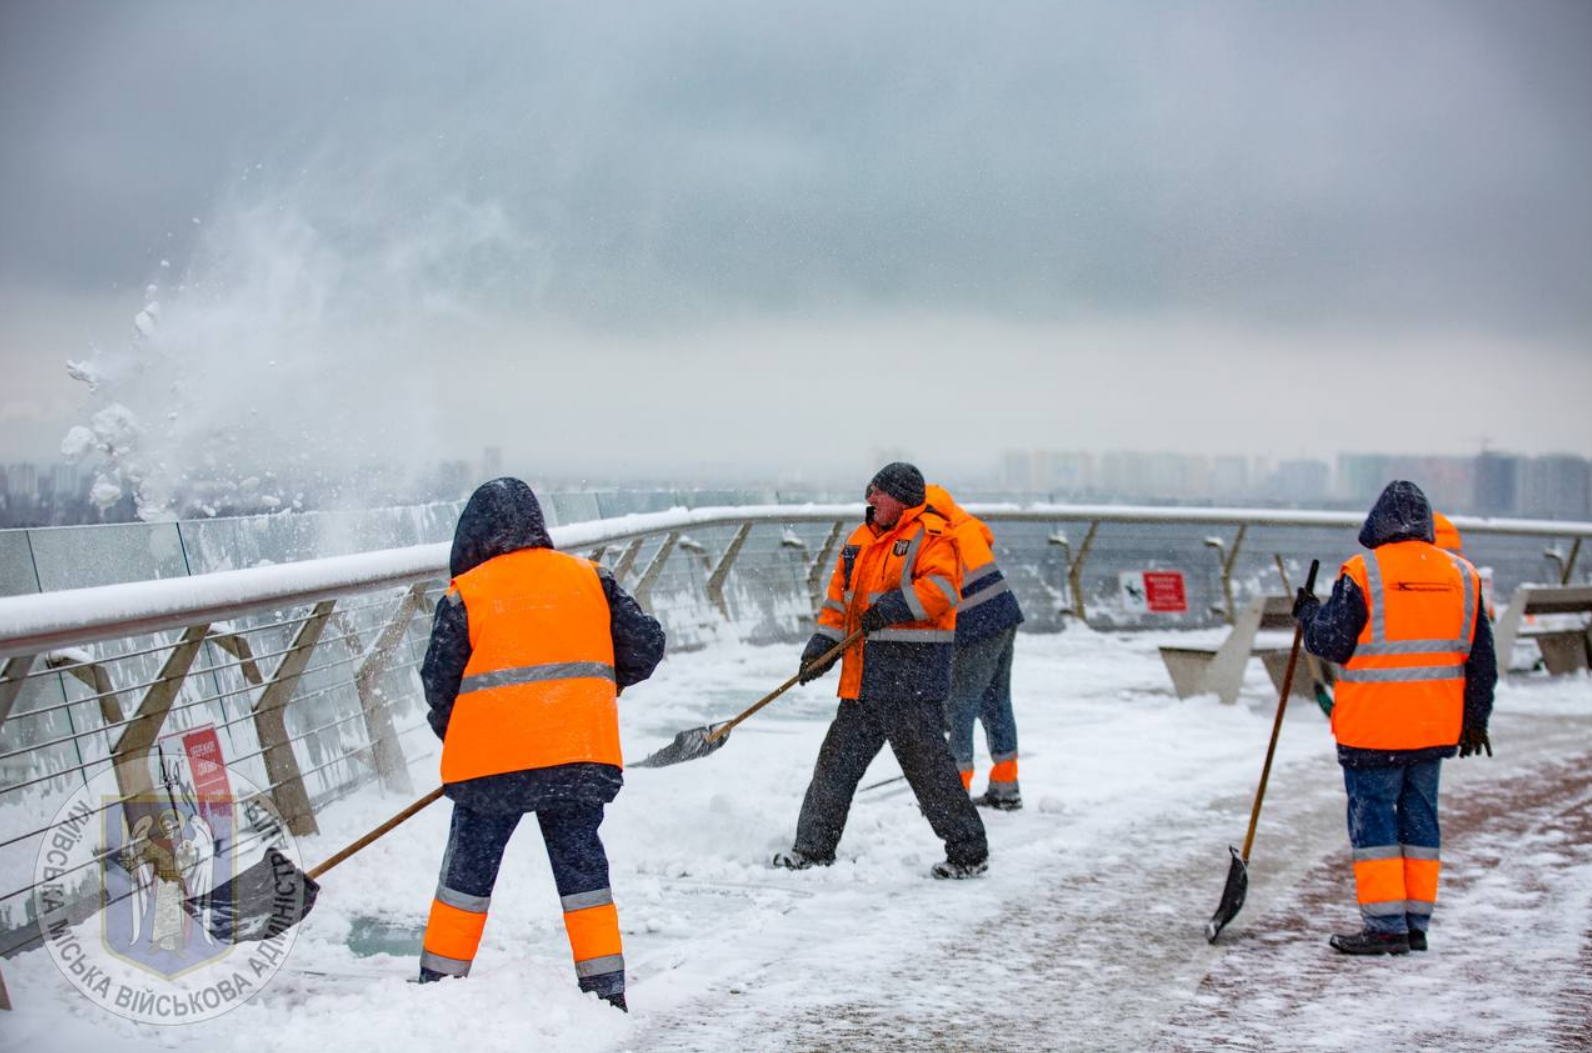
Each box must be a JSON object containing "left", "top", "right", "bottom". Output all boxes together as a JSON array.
[
  {"left": 1358, "top": 480, "right": 1435, "bottom": 549},
  {"left": 449, "top": 478, "right": 552, "bottom": 577}
]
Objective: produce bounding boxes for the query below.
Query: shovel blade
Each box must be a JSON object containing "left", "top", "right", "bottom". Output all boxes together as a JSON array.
[
  {"left": 188, "top": 848, "right": 320, "bottom": 943},
  {"left": 631, "top": 723, "right": 732, "bottom": 769},
  {"left": 1205, "top": 846, "right": 1248, "bottom": 943}
]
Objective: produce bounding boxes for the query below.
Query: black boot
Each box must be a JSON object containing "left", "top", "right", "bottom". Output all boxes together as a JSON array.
[
  {"left": 601, "top": 992, "right": 628, "bottom": 1012},
  {"left": 771, "top": 849, "right": 833, "bottom": 870},
  {"left": 1407, "top": 930, "right": 1428, "bottom": 952},
  {"left": 1329, "top": 930, "right": 1410, "bottom": 955},
  {"left": 931, "top": 858, "right": 989, "bottom": 880},
  {"left": 973, "top": 792, "right": 1022, "bottom": 812}
]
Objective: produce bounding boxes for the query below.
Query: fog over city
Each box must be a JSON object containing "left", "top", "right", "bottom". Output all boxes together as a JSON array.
[{"left": 2, "top": 1, "right": 1589, "bottom": 509}]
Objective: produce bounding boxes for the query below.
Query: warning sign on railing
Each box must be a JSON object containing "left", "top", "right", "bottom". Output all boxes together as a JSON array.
[{"left": 1119, "top": 570, "right": 1188, "bottom": 614}]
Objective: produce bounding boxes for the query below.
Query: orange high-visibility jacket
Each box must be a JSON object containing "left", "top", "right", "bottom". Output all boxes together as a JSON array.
[
  {"left": 1333, "top": 540, "right": 1481, "bottom": 752},
  {"left": 441, "top": 547, "right": 620, "bottom": 782},
  {"left": 815, "top": 501, "right": 962, "bottom": 702}
]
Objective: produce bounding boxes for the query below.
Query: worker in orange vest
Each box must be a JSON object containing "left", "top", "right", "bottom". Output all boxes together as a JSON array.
[
  {"left": 924, "top": 485, "right": 1026, "bottom": 809},
  {"left": 1294, "top": 481, "right": 1496, "bottom": 955},
  {"left": 774, "top": 463, "right": 989, "bottom": 878},
  {"left": 1433, "top": 511, "right": 1495, "bottom": 620},
  {"left": 417, "top": 479, "right": 665, "bottom": 1009}
]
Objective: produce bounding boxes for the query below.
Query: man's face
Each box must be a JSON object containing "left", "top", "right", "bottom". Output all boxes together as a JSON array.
[{"left": 867, "top": 488, "right": 907, "bottom": 528}]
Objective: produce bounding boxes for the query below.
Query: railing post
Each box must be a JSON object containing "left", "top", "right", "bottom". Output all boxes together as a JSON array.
[
  {"left": 0, "top": 654, "right": 36, "bottom": 736},
  {"left": 353, "top": 584, "right": 426, "bottom": 794},
  {"left": 0, "top": 961, "right": 9, "bottom": 1010},
  {"left": 612, "top": 537, "right": 646, "bottom": 585},
  {"left": 1048, "top": 532, "right": 1071, "bottom": 614},
  {"left": 705, "top": 523, "right": 753, "bottom": 620},
  {"left": 48, "top": 655, "right": 126, "bottom": 725},
  {"left": 632, "top": 532, "right": 679, "bottom": 614},
  {"left": 806, "top": 523, "right": 845, "bottom": 611},
  {"left": 252, "top": 601, "right": 335, "bottom": 837},
  {"left": 1562, "top": 538, "right": 1582, "bottom": 585},
  {"left": 109, "top": 624, "right": 210, "bottom": 824},
  {"left": 1069, "top": 521, "right": 1100, "bottom": 623},
  {"left": 1221, "top": 524, "right": 1246, "bottom": 625}
]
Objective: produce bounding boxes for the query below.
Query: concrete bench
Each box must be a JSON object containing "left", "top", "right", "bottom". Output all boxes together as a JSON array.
[
  {"left": 1493, "top": 584, "right": 1592, "bottom": 676},
  {"left": 1158, "top": 594, "right": 1325, "bottom": 705}
]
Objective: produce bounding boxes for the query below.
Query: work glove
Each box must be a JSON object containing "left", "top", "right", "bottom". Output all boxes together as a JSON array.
[
  {"left": 1458, "top": 726, "right": 1492, "bottom": 759},
  {"left": 1292, "top": 587, "right": 1320, "bottom": 622},
  {"left": 859, "top": 605, "right": 892, "bottom": 635},
  {"left": 797, "top": 634, "right": 839, "bottom": 684}
]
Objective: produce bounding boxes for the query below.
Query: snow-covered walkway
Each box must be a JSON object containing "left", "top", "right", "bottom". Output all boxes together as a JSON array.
[{"left": 6, "top": 628, "right": 1589, "bottom": 1052}]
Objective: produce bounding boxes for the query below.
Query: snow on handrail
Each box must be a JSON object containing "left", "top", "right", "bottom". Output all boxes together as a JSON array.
[{"left": 2, "top": 501, "right": 1588, "bottom": 658}]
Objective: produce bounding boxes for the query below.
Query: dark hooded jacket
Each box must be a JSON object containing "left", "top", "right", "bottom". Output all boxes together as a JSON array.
[
  {"left": 421, "top": 478, "right": 666, "bottom": 812},
  {"left": 1300, "top": 481, "right": 1496, "bottom": 769}
]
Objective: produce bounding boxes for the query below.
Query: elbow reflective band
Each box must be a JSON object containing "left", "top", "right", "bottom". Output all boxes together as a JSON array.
[
  {"left": 822, "top": 599, "right": 846, "bottom": 615},
  {"left": 459, "top": 662, "right": 615, "bottom": 692},
  {"left": 815, "top": 624, "right": 845, "bottom": 641},
  {"left": 958, "top": 580, "right": 1011, "bottom": 612},
  {"left": 963, "top": 561, "right": 998, "bottom": 585},
  {"left": 928, "top": 575, "right": 959, "bottom": 608}
]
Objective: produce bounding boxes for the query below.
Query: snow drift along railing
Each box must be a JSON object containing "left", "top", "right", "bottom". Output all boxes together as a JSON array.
[{"left": 0, "top": 502, "right": 1587, "bottom": 967}]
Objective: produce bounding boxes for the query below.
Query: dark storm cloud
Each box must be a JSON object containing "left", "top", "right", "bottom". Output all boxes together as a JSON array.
[{"left": 3, "top": 0, "right": 1590, "bottom": 336}]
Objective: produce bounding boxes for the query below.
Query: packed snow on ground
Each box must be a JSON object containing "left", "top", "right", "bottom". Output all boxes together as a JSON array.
[{"left": 5, "top": 626, "right": 1589, "bottom": 1052}]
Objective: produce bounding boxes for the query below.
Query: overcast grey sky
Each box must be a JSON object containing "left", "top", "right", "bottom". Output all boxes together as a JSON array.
[{"left": 2, "top": 0, "right": 1589, "bottom": 487}]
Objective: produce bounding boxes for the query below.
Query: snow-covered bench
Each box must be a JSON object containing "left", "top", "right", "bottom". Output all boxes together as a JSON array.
[
  {"left": 1493, "top": 584, "right": 1592, "bottom": 676},
  {"left": 1157, "top": 594, "right": 1324, "bottom": 705}
]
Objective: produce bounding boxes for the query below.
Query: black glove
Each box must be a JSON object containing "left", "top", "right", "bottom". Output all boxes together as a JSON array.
[
  {"left": 798, "top": 634, "right": 839, "bottom": 684},
  {"left": 1458, "top": 726, "right": 1492, "bottom": 759},
  {"left": 1292, "top": 587, "right": 1320, "bottom": 622},
  {"left": 860, "top": 606, "right": 892, "bottom": 635}
]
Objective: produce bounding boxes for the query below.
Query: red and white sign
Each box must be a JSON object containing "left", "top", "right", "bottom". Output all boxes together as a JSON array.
[
  {"left": 1120, "top": 570, "right": 1189, "bottom": 614},
  {"left": 182, "top": 726, "right": 232, "bottom": 804},
  {"left": 156, "top": 724, "right": 233, "bottom": 822},
  {"left": 1141, "top": 571, "right": 1188, "bottom": 613}
]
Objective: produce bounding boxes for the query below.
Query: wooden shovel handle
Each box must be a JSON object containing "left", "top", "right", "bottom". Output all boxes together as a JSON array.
[
  {"left": 1239, "top": 559, "right": 1318, "bottom": 863},
  {"left": 307, "top": 786, "right": 446, "bottom": 880},
  {"left": 704, "top": 628, "right": 866, "bottom": 744}
]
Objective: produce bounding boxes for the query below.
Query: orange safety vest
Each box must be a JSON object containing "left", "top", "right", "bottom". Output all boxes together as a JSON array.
[
  {"left": 1334, "top": 540, "right": 1480, "bottom": 752},
  {"left": 441, "top": 547, "right": 620, "bottom": 782},
  {"left": 815, "top": 502, "right": 961, "bottom": 701}
]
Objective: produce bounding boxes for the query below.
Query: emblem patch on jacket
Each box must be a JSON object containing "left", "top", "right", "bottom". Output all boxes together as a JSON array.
[{"left": 893, "top": 540, "right": 910, "bottom": 557}]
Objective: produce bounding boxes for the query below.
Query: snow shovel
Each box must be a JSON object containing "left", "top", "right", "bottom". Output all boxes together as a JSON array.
[
  {"left": 633, "top": 628, "right": 865, "bottom": 768},
  {"left": 1205, "top": 559, "right": 1318, "bottom": 944},
  {"left": 190, "top": 786, "right": 446, "bottom": 942}
]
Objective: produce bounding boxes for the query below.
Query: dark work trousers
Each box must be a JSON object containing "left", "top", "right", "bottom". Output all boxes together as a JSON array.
[
  {"left": 424, "top": 799, "right": 621, "bottom": 994},
  {"left": 794, "top": 695, "right": 989, "bottom": 866}
]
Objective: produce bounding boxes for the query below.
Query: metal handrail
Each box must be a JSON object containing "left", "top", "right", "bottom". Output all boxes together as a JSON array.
[{"left": 5, "top": 502, "right": 1589, "bottom": 660}]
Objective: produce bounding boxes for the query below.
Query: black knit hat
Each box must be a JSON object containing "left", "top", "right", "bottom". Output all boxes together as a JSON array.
[{"left": 866, "top": 462, "right": 926, "bottom": 507}]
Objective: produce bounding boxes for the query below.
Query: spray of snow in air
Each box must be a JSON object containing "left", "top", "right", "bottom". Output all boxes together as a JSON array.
[{"left": 58, "top": 142, "right": 534, "bottom": 521}]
